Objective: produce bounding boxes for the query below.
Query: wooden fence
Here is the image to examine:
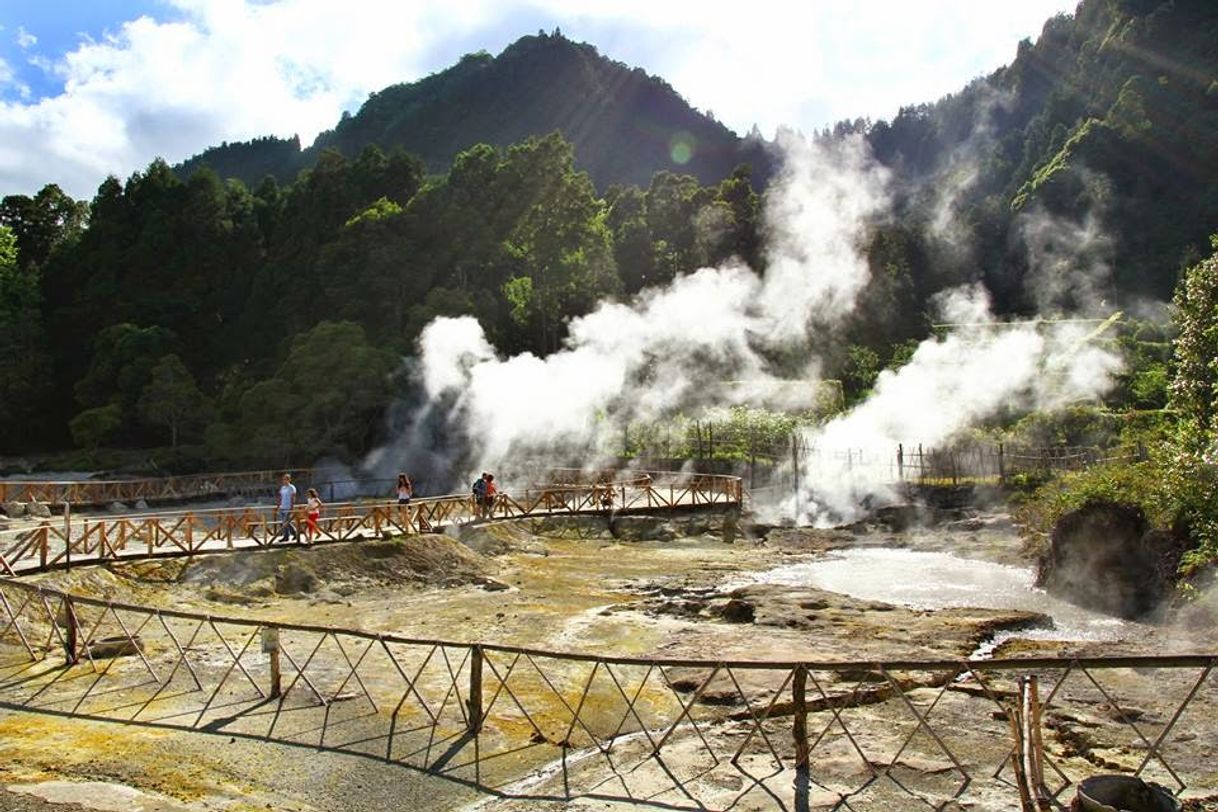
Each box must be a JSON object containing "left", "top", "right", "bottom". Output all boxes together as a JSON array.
[
  {"left": 0, "top": 468, "right": 320, "bottom": 508},
  {"left": 0, "top": 470, "right": 743, "bottom": 576}
]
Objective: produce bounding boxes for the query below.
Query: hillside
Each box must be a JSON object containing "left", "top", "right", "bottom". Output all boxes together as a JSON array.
[
  {"left": 179, "top": 31, "right": 773, "bottom": 190},
  {"left": 3, "top": 0, "right": 1218, "bottom": 462},
  {"left": 863, "top": 0, "right": 1218, "bottom": 307}
]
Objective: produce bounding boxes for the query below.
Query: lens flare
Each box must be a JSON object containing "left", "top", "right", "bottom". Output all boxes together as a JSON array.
[{"left": 669, "top": 131, "right": 696, "bottom": 165}]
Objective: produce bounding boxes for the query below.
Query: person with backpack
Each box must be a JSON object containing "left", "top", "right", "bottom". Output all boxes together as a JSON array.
[
  {"left": 483, "top": 473, "right": 497, "bottom": 517},
  {"left": 472, "top": 472, "right": 488, "bottom": 519}
]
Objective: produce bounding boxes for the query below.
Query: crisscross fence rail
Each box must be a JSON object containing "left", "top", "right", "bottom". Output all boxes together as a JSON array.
[
  {"left": 0, "top": 575, "right": 1214, "bottom": 810},
  {"left": 0, "top": 468, "right": 328, "bottom": 507},
  {"left": 0, "top": 470, "right": 743, "bottom": 576}
]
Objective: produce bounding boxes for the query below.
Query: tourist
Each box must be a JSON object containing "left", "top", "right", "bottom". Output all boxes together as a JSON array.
[
  {"left": 472, "top": 472, "right": 488, "bottom": 519},
  {"left": 305, "top": 488, "right": 322, "bottom": 543},
  {"left": 396, "top": 473, "right": 413, "bottom": 504},
  {"left": 483, "top": 472, "right": 497, "bottom": 517},
  {"left": 276, "top": 473, "right": 298, "bottom": 542}
]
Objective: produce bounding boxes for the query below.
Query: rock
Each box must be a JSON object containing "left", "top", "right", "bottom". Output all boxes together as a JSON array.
[
  {"left": 87, "top": 635, "right": 144, "bottom": 659},
  {"left": 134, "top": 499, "right": 149, "bottom": 511},
  {"left": 477, "top": 577, "right": 511, "bottom": 592},
  {"left": 3, "top": 501, "right": 25, "bottom": 518},
  {"left": 716, "top": 598, "right": 755, "bottom": 624},
  {"left": 109, "top": 501, "right": 128, "bottom": 513},
  {"left": 874, "top": 504, "right": 921, "bottom": 531},
  {"left": 274, "top": 564, "right": 318, "bottom": 594},
  {"left": 1039, "top": 501, "right": 1188, "bottom": 619},
  {"left": 608, "top": 515, "right": 675, "bottom": 541},
  {"left": 26, "top": 500, "right": 51, "bottom": 518}
]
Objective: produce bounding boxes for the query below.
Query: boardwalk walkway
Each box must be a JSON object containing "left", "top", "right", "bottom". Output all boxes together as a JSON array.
[{"left": 1, "top": 470, "right": 742, "bottom": 576}]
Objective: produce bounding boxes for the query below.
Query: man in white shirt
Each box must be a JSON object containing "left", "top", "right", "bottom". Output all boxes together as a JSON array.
[{"left": 277, "top": 473, "right": 298, "bottom": 542}]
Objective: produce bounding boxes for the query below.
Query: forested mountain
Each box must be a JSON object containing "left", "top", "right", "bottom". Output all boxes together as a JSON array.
[
  {"left": 179, "top": 31, "right": 773, "bottom": 191},
  {"left": 1, "top": 0, "right": 1216, "bottom": 467},
  {"left": 860, "top": 0, "right": 1218, "bottom": 309}
]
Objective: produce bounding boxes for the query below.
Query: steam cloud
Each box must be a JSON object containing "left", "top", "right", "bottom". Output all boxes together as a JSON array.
[{"left": 367, "top": 129, "right": 1123, "bottom": 524}]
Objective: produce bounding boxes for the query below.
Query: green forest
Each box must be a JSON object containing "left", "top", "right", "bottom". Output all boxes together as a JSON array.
[{"left": 1, "top": 0, "right": 1216, "bottom": 573}]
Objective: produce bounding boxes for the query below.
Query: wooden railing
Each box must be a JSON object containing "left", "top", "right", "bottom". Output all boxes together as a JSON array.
[
  {"left": 0, "top": 468, "right": 319, "bottom": 507},
  {"left": 0, "top": 470, "right": 743, "bottom": 576}
]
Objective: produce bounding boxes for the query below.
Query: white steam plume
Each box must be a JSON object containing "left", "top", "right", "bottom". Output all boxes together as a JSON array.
[
  {"left": 369, "top": 129, "right": 1124, "bottom": 521},
  {"left": 377, "top": 133, "right": 890, "bottom": 483},
  {"left": 785, "top": 285, "right": 1123, "bottom": 524}
]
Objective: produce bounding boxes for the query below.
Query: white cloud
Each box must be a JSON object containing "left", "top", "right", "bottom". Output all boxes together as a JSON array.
[
  {"left": 528, "top": 0, "right": 1076, "bottom": 136},
  {"left": 1, "top": 1, "right": 502, "bottom": 197},
  {"left": 0, "top": 0, "right": 1075, "bottom": 198},
  {"left": 16, "top": 26, "right": 37, "bottom": 49}
]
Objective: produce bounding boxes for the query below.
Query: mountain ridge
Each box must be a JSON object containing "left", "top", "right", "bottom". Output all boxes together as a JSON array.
[{"left": 178, "top": 31, "right": 774, "bottom": 190}]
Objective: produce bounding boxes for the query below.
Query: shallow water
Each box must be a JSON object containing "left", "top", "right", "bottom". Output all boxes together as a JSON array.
[{"left": 740, "top": 547, "right": 1141, "bottom": 643}]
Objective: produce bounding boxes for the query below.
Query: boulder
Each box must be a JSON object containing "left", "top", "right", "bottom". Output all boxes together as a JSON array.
[
  {"left": 134, "top": 499, "right": 150, "bottom": 511},
  {"left": 109, "top": 501, "right": 128, "bottom": 513},
  {"left": 3, "top": 501, "right": 26, "bottom": 518},
  {"left": 1038, "top": 501, "right": 1187, "bottom": 619},
  {"left": 26, "top": 500, "right": 51, "bottom": 519},
  {"left": 715, "top": 598, "right": 755, "bottom": 624}
]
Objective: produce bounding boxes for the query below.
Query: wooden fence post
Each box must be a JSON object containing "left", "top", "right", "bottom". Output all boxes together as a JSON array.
[
  {"left": 62, "top": 596, "right": 79, "bottom": 665},
  {"left": 263, "top": 628, "right": 281, "bottom": 698},
  {"left": 63, "top": 501, "right": 71, "bottom": 570},
  {"left": 468, "top": 645, "right": 484, "bottom": 734},
  {"left": 1010, "top": 675, "right": 1050, "bottom": 811},
  {"left": 793, "top": 665, "right": 809, "bottom": 770}
]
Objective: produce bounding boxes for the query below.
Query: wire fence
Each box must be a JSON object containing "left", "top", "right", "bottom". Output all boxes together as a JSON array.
[{"left": 0, "top": 577, "right": 1213, "bottom": 810}]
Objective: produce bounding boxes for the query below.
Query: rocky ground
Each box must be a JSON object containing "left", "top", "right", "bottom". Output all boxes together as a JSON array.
[{"left": 0, "top": 506, "right": 1215, "bottom": 810}]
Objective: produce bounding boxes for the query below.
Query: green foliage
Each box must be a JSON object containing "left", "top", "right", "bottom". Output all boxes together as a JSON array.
[
  {"left": 1005, "top": 406, "right": 1122, "bottom": 448},
  {"left": 221, "top": 321, "right": 396, "bottom": 465},
  {"left": 69, "top": 404, "right": 123, "bottom": 452},
  {"left": 344, "top": 196, "right": 402, "bottom": 227},
  {"left": 502, "top": 276, "right": 534, "bottom": 327},
  {"left": 137, "top": 354, "right": 213, "bottom": 448},
  {"left": 613, "top": 406, "right": 811, "bottom": 462},
  {"left": 1014, "top": 458, "right": 1164, "bottom": 548},
  {"left": 0, "top": 225, "right": 54, "bottom": 448},
  {"left": 1163, "top": 241, "right": 1218, "bottom": 569},
  {"left": 841, "top": 346, "right": 882, "bottom": 404},
  {"left": 1169, "top": 251, "right": 1218, "bottom": 435},
  {"left": 1019, "top": 241, "right": 1218, "bottom": 574},
  {"left": 74, "top": 323, "right": 180, "bottom": 442}
]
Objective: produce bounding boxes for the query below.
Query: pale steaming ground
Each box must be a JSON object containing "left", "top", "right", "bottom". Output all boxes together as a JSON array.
[
  {"left": 736, "top": 547, "right": 1138, "bottom": 643},
  {"left": 369, "top": 131, "right": 1123, "bottom": 522}
]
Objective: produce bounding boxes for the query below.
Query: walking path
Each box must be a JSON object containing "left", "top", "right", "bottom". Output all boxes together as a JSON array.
[{"left": 1, "top": 470, "right": 742, "bottom": 576}]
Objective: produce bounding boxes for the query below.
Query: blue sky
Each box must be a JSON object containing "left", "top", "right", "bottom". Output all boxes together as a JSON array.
[{"left": 0, "top": 1, "right": 1077, "bottom": 198}]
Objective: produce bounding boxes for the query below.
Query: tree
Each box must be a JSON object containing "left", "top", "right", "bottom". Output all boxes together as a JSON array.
[
  {"left": 1170, "top": 240, "right": 1218, "bottom": 436},
  {"left": 1164, "top": 237, "right": 1218, "bottom": 569},
  {"left": 499, "top": 133, "right": 620, "bottom": 351},
  {"left": 0, "top": 184, "right": 87, "bottom": 272},
  {"left": 75, "top": 323, "right": 180, "bottom": 442},
  {"left": 0, "top": 226, "right": 55, "bottom": 448},
  {"left": 138, "top": 354, "right": 212, "bottom": 447},
  {"left": 233, "top": 321, "right": 396, "bottom": 463},
  {"left": 69, "top": 404, "right": 122, "bottom": 453}
]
